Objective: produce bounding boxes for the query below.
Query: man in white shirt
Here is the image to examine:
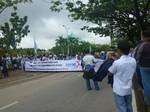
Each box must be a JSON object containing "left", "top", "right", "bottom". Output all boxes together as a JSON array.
[
  {"left": 108, "top": 41, "right": 136, "bottom": 112},
  {"left": 83, "top": 53, "right": 97, "bottom": 66},
  {"left": 82, "top": 50, "right": 99, "bottom": 90}
]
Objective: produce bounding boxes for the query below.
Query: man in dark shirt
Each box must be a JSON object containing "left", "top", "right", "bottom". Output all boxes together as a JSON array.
[
  {"left": 135, "top": 24, "right": 150, "bottom": 106},
  {"left": 93, "top": 52, "right": 116, "bottom": 88},
  {"left": 2, "top": 56, "right": 8, "bottom": 78}
]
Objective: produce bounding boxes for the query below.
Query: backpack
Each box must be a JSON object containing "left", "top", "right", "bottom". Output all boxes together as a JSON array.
[
  {"left": 84, "top": 64, "right": 95, "bottom": 72},
  {"left": 83, "top": 64, "right": 95, "bottom": 79}
]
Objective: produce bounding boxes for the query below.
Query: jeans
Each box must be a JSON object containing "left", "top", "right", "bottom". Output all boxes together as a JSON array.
[
  {"left": 140, "top": 68, "right": 150, "bottom": 105},
  {"left": 85, "top": 78, "right": 100, "bottom": 90},
  {"left": 114, "top": 93, "right": 133, "bottom": 112}
]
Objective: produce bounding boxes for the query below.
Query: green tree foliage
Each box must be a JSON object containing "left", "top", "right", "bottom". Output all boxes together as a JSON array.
[
  {"left": 0, "top": 8, "right": 29, "bottom": 50},
  {"left": 6, "top": 48, "right": 46, "bottom": 56},
  {"left": 0, "top": 0, "right": 31, "bottom": 14},
  {"left": 50, "top": 0, "right": 150, "bottom": 44},
  {"left": 54, "top": 35, "right": 80, "bottom": 55},
  {"left": 50, "top": 35, "right": 111, "bottom": 55},
  {"left": 0, "top": 0, "right": 31, "bottom": 51},
  {"left": 8, "top": 48, "right": 34, "bottom": 56},
  {"left": 55, "top": 36, "right": 68, "bottom": 54}
]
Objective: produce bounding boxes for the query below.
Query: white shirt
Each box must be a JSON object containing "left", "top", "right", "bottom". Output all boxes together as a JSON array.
[
  {"left": 109, "top": 55, "right": 136, "bottom": 96},
  {"left": 83, "top": 54, "right": 97, "bottom": 66}
]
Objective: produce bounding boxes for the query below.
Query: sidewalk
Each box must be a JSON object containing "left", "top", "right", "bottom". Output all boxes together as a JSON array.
[{"left": 0, "top": 70, "right": 50, "bottom": 89}]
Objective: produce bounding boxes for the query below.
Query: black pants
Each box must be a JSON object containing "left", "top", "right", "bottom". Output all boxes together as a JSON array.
[{"left": 2, "top": 69, "right": 8, "bottom": 78}]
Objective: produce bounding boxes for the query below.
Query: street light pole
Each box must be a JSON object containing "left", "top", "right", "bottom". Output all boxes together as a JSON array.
[{"left": 62, "top": 25, "right": 70, "bottom": 56}]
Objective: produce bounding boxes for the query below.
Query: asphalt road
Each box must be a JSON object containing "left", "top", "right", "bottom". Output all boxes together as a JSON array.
[{"left": 0, "top": 72, "right": 116, "bottom": 112}]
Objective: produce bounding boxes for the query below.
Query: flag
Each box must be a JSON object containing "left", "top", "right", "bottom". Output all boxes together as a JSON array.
[{"left": 33, "top": 38, "right": 38, "bottom": 55}]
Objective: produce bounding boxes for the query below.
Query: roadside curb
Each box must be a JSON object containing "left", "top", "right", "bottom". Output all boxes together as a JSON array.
[{"left": 133, "top": 91, "right": 137, "bottom": 112}]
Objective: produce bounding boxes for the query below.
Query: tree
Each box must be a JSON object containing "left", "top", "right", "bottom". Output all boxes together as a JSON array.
[
  {"left": 0, "top": 0, "right": 31, "bottom": 14},
  {"left": 7, "top": 48, "right": 46, "bottom": 56},
  {"left": 67, "top": 34, "right": 80, "bottom": 55},
  {"left": 0, "top": 8, "right": 29, "bottom": 50},
  {"left": 50, "top": 0, "right": 150, "bottom": 44},
  {"left": 50, "top": 35, "right": 111, "bottom": 55},
  {"left": 54, "top": 35, "right": 81, "bottom": 55},
  {"left": 7, "top": 48, "right": 34, "bottom": 56},
  {"left": 0, "top": 0, "right": 31, "bottom": 51},
  {"left": 55, "top": 36, "right": 68, "bottom": 54}
]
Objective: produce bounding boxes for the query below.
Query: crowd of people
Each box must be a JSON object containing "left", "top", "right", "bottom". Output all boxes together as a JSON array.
[
  {"left": 81, "top": 24, "right": 150, "bottom": 112},
  {"left": 0, "top": 52, "right": 105, "bottom": 78},
  {"left": 0, "top": 25, "right": 149, "bottom": 112}
]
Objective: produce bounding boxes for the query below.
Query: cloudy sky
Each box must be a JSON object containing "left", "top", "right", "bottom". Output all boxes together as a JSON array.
[{"left": 0, "top": 0, "right": 110, "bottom": 49}]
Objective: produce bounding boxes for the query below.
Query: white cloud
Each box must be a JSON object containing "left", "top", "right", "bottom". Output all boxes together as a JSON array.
[{"left": 19, "top": 35, "right": 33, "bottom": 48}]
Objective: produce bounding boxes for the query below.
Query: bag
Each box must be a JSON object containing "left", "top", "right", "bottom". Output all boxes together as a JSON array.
[
  {"left": 84, "top": 64, "right": 94, "bottom": 72},
  {"left": 83, "top": 64, "right": 95, "bottom": 79}
]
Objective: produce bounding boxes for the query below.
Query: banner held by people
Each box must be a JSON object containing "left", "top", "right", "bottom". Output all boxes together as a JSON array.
[{"left": 25, "top": 60, "right": 83, "bottom": 72}]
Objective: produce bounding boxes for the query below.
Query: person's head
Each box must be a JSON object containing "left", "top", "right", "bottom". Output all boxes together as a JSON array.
[
  {"left": 114, "top": 52, "right": 120, "bottom": 60},
  {"left": 101, "top": 51, "right": 105, "bottom": 54},
  {"left": 107, "top": 51, "right": 115, "bottom": 59},
  {"left": 94, "top": 52, "right": 99, "bottom": 58},
  {"left": 117, "top": 41, "right": 130, "bottom": 56},
  {"left": 142, "top": 24, "right": 150, "bottom": 40},
  {"left": 130, "top": 47, "right": 135, "bottom": 53}
]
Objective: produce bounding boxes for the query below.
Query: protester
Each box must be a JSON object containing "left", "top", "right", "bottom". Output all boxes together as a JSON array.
[
  {"left": 108, "top": 41, "right": 136, "bottom": 112},
  {"left": 12, "top": 57, "right": 18, "bottom": 70},
  {"left": 134, "top": 24, "right": 150, "bottom": 107},
  {"left": 82, "top": 50, "right": 99, "bottom": 90},
  {"left": 99, "top": 51, "right": 106, "bottom": 60},
  {"left": 94, "top": 52, "right": 104, "bottom": 73},
  {"left": 107, "top": 52, "right": 118, "bottom": 87},
  {"left": 93, "top": 52, "right": 115, "bottom": 88},
  {"left": 0, "top": 57, "right": 2, "bottom": 77},
  {"left": 129, "top": 48, "right": 135, "bottom": 57},
  {"left": 1, "top": 56, "right": 9, "bottom": 78},
  {"left": 21, "top": 56, "right": 26, "bottom": 71}
]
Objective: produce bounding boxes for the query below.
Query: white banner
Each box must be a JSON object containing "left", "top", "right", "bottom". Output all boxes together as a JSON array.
[{"left": 25, "top": 60, "right": 83, "bottom": 72}]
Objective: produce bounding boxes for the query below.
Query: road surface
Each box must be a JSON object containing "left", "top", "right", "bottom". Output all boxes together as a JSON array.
[{"left": 0, "top": 72, "right": 116, "bottom": 112}]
